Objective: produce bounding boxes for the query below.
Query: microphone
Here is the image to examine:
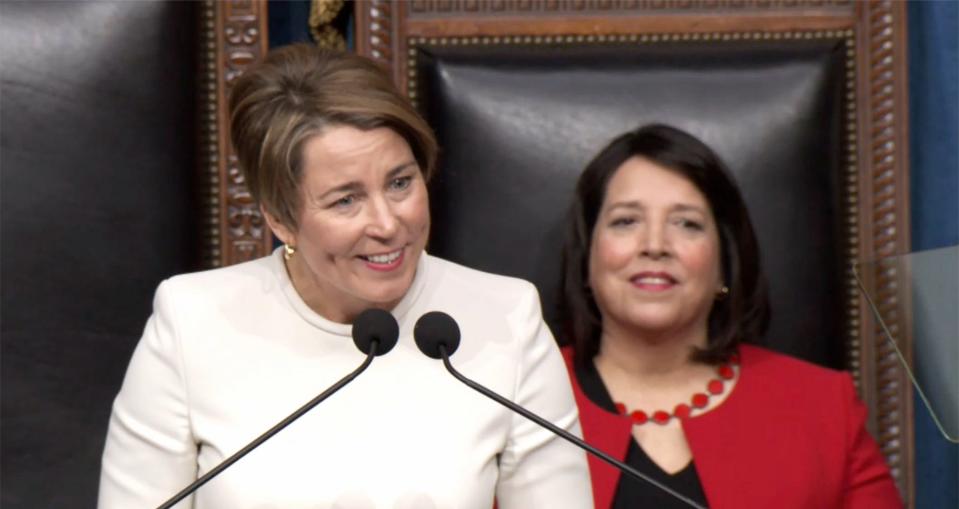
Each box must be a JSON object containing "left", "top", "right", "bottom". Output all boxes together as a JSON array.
[
  {"left": 412, "top": 311, "right": 708, "bottom": 509},
  {"left": 157, "top": 308, "right": 399, "bottom": 509}
]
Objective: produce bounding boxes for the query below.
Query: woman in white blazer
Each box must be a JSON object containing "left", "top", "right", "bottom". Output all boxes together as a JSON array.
[{"left": 97, "top": 44, "right": 592, "bottom": 509}]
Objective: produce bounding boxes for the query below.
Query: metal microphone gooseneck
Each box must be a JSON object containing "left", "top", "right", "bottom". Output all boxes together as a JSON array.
[
  {"left": 157, "top": 308, "right": 399, "bottom": 509},
  {"left": 413, "top": 310, "right": 707, "bottom": 509}
]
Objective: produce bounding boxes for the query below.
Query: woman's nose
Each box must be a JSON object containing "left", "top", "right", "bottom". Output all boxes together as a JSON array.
[
  {"left": 365, "top": 196, "right": 399, "bottom": 239},
  {"left": 639, "top": 223, "right": 670, "bottom": 259}
]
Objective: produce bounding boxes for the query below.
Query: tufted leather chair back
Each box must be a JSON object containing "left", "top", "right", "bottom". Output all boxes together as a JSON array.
[{"left": 417, "top": 40, "right": 849, "bottom": 368}]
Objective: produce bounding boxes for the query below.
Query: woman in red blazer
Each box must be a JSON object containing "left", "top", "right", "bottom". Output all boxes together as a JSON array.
[{"left": 559, "top": 124, "right": 902, "bottom": 509}]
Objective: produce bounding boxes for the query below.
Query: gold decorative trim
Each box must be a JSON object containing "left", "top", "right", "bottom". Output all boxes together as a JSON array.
[
  {"left": 407, "top": 0, "right": 853, "bottom": 15},
  {"left": 406, "top": 30, "right": 854, "bottom": 110},
  {"left": 843, "top": 31, "right": 862, "bottom": 387},
  {"left": 407, "top": 29, "right": 851, "bottom": 48},
  {"left": 310, "top": 0, "right": 347, "bottom": 50},
  {"left": 199, "top": 1, "right": 221, "bottom": 268}
]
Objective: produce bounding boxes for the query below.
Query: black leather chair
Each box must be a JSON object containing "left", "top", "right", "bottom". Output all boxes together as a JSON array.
[
  {"left": 352, "top": 1, "right": 914, "bottom": 503},
  {"left": 1, "top": 2, "right": 200, "bottom": 507}
]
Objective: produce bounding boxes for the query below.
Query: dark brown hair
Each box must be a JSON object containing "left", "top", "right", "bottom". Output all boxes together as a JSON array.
[
  {"left": 229, "top": 44, "right": 438, "bottom": 229},
  {"left": 561, "top": 124, "right": 770, "bottom": 366}
]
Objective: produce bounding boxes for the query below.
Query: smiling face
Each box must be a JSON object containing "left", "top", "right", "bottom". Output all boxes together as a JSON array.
[
  {"left": 588, "top": 156, "right": 723, "bottom": 343},
  {"left": 264, "top": 125, "right": 430, "bottom": 323}
]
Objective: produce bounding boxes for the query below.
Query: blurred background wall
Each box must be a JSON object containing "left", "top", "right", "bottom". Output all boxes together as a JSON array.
[{"left": 1, "top": 1, "right": 955, "bottom": 507}]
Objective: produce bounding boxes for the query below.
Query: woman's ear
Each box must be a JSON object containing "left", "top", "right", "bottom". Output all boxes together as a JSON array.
[{"left": 261, "top": 204, "right": 296, "bottom": 246}]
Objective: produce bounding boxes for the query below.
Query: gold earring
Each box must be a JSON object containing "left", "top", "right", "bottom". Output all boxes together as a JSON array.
[{"left": 283, "top": 244, "right": 296, "bottom": 261}]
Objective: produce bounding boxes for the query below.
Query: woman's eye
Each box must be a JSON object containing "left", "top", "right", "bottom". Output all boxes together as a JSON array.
[
  {"left": 389, "top": 176, "right": 412, "bottom": 191},
  {"left": 677, "top": 218, "right": 704, "bottom": 230},
  {"left": 331, "top": 195, "right": 355, "bottom": 208},
  {"left": 610, "top": 217, "right": 636, "bottom": 227}
]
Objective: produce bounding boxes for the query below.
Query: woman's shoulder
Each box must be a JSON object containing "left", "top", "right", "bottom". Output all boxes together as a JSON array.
[
  {"left": 425, "top": 254, "right": 538, "bottom": 301},
  {"left": 419, "top": 256, "right": 551, "bottom": 351},
  {"left": 156, "top": 251, "right": 279, "bottom": 302},
  {"left": 739, "top": 343, "right": 852, "bottom": 391}
]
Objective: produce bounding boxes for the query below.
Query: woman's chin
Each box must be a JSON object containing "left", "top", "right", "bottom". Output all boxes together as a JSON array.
[
  {"left": 357, "top": 279, "right": 414, "bottom": 309},
  {"left": 621, "top": 312, "right": 699, "bottom": 336}
]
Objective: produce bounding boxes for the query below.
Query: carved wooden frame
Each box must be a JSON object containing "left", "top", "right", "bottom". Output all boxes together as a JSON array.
[
  {"left": 200, "top": 0, "right": 272, "bottom": 269},
  {"left": 199, "top": 0, "right": 350, "bottom": 268},
  {"left": 353, "top": 0, "right": 914, "bottom": 504}
]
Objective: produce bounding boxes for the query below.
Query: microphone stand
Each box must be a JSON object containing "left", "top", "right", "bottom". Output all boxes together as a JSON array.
[
  {"left": 157, "top": 342, "right": 379, "bottom": 509},
  {"left": 438, "top": 345, "right": 708, "bottom": 509}
]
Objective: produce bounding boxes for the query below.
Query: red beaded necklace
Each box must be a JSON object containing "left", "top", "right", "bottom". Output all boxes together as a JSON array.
[{"left": 613, "top": 354, "right": 739, "bottom": 425}]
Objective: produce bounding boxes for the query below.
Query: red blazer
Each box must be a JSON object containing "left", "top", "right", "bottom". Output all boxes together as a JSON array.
[{"left": 563, "top": 344, "right": 902, "bottom": 509}]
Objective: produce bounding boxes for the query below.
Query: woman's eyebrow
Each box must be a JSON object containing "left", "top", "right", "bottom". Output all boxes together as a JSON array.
[
  {"left": 313, "top": 161, "right": 417, "bottom": 201},
  {"left": 316, "top": 181, "right": 363, "bottom": 201},
  {"left": 671, "top": 203, "right": 708, "bottom": 214},
  {"left": 604, "top": 201, "right": 643, "bottom": 212},
  {"left": 604, "top": 201, "right": 708, "bottom": 214},
  {"left": 385, "top": 161, "right": 418, "bottom": 179}
]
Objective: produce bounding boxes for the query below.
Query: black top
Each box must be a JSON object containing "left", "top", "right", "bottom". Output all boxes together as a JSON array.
[{"left": 575, "top": 361, "right": 710, "bottom": 509}]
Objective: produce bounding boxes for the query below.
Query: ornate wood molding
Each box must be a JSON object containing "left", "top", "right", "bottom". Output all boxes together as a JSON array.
[
  {"left": 855, "top": 0, "right": 913, "bottom": 501},
  {"left": 355, "top": 0, "right": 398, "bottom": 81},
  {"left": 200, "top": 0, "right": 271, "bottom": 268},
  {"left": 354, "top": 0, "right": 914, "bottom": 504}
]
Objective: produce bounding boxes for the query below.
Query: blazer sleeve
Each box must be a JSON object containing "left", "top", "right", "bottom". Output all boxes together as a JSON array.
[
  {"left": 98, "top": 281, "right": 198, "bottom": 509},
  {"left": 840, "top": 373, "right": 904, "bottom": 509},
  {"left": 494, "top": 283, "right": 594, "bottom": 509}
]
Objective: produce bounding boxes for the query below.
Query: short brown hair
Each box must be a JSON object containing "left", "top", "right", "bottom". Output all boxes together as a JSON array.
[
  {"left": 229, "top": 44, "right": 438, "bottom": 229},
  {"left": 561, "top": 124, "right": 770, "bottom": 366}
]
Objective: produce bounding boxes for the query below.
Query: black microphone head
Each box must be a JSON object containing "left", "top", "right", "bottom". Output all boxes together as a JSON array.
[
  {"left": 351, "top": 308, "right": 399, "bottom": 356},
  {"left": 413, "top": 311, "right": 461, "bottom": 359}
]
